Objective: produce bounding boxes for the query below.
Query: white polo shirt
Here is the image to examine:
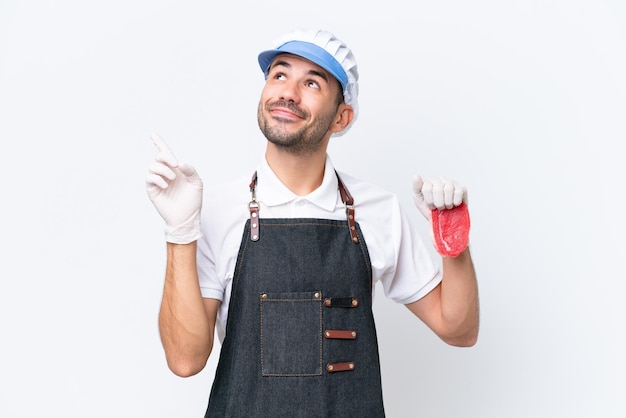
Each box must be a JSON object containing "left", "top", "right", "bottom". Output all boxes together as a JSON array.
[{"left": 197, "top": 155, "right": 442, "bottom": 342}]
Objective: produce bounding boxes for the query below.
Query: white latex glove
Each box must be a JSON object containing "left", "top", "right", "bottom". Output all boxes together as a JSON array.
[
  {"left": 146, "top": 132, "right": 203, "bottom": 244},
  {"left": 412, "top": 175, "right": 468, "bottom": 220}
]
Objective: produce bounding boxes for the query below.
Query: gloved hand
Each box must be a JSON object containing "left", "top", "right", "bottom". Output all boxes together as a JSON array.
[
  {"left": 412, "top": 175, "right": 467, "bottom": 217},
  {"left": 413, "top": 175, "right": 470, "bottom": 257},
  {"left": 146, "top": 132, "right": 203, "bottom": 244}
]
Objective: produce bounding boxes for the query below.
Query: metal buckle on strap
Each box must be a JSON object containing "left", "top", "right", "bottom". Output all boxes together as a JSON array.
[
  {"left": 344, "top": 202, "right": 358, "bottom": 243},
  {"left": 249, "top": 171, "right": 260, "bottom": 241},
  {"left": 249, "top": 200, "right": 259, "bottom": 241}
]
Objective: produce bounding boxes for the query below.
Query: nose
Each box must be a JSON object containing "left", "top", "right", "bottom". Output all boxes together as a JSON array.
[{"left": 278, "top": 79, "right": 300, "bottom": 103}]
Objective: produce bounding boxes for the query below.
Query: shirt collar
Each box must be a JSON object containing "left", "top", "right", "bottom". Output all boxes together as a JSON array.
[{"left": 256, "top": 155, "right": 339, "bottom": 212}]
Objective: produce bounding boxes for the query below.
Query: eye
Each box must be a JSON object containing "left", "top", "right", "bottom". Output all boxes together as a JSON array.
[
  {"left": 274, "top": 72, "right": 286, "bottom": 80},
  {"left": 306, "top": 80, "right": 320, "bottom": 89}
]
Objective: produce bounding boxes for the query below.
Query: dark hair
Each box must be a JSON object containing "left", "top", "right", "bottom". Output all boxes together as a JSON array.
[{"left": 334, "top": 79, "right": 345, "bottom": 107}]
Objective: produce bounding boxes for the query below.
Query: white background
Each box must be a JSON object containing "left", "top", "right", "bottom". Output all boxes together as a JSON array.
[{"left": 1, "top": 1, "right": 625, "bottom": 417}]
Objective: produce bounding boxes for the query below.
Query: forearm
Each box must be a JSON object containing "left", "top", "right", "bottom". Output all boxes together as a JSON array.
[
  {"left": 439, "top": 247, "right": 479, "bottom": 346},
  {"left": 159, "top": 242, "right": 214, "bottom": 376}
]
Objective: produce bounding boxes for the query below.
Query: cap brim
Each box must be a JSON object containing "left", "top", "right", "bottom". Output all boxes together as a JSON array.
[{"left": 257, "top": 41, "right": 348, "bottom": 90}]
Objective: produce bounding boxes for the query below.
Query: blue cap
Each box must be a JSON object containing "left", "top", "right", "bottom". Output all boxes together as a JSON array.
[{"left": 257, "top": 40, "right": 349, "bottom": 91}]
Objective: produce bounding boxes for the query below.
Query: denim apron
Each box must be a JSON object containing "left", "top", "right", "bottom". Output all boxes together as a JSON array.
[{"left": 205, "top": 172, "right": 385, "bottom": 417}]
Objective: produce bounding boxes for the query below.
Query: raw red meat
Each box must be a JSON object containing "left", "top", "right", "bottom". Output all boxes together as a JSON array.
[{"left": 431, "top": 202, "right": 470, "bottom": 257}]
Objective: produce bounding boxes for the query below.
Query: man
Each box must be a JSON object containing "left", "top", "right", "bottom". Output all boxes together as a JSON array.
[{"left": 146, "top": 28, "right": 479, "bottom": 417}]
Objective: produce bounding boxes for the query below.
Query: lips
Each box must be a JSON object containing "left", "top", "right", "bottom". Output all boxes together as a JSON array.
[{"left": 267, "top": 101, "right": 306, "bottom": 119}]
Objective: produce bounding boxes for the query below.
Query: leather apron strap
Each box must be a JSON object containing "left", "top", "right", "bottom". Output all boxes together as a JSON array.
[{"left": 247, "top": 170, "right": 359, "bottom": 243}]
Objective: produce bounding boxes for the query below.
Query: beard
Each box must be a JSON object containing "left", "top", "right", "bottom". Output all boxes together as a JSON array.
[{"left": 257, "top": 100, "right": 338, "bottom": 155}]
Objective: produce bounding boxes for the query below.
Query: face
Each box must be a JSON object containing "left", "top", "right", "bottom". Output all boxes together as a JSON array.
[{"left": 257, "top": 53, "right": 346, "bottom": 155}]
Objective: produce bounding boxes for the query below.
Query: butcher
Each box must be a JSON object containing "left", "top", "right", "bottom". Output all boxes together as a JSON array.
[{"left": 145, "top": 28, "right": 480, "bottom": 417}]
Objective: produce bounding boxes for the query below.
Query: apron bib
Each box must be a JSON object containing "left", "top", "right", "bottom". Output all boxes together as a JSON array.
[{"left": 205, "top": 173, "right": 385, "bottom": 417}]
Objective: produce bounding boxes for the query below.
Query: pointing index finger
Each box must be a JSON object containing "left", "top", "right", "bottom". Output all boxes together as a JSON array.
[
  {"left": 150, "top": 132, "right": 178, "bottom": 165},
  {"left": 150, "top": 132, "right": 172, "bottom": 152}
]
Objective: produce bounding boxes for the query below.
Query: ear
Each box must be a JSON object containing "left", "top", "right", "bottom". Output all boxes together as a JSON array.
[{"left": 329, "top": 104, "right": 354, "bottom": 135}]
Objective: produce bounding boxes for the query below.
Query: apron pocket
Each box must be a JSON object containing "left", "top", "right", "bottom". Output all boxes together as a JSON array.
[{"left": 260, "top": 291, "right": 323, "bottom": 376}]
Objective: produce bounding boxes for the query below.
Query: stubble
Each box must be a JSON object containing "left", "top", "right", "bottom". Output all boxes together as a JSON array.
[{"left": 257, "top": 100, "right": 338, "bottom": 156}]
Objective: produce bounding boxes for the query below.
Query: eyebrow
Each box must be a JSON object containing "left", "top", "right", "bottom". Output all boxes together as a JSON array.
[{"left": 270, "top": 59, "right": 330, "bottom": 84}]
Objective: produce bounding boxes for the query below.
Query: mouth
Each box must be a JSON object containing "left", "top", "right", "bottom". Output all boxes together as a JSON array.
[{"left": 267, "top": 101, "right": 306, "bottom": 120}]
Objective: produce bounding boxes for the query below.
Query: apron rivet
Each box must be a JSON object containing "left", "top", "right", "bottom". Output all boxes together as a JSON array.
[
  {"left": 327, "top": 365, "right": 334, "bottom": 371},
  {"left": 351, "top": 331, "right": 356, "bottom": 337},
  {"left": 260, "top": 293, "right": 267, "bottom": 299}
]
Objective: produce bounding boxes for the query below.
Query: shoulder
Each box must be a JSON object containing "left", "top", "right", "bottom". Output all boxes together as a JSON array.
[
  {"left": 203, "top": 173, "right": 252, "bottom": 197},
  {"left": 200, "top": 174, "right": 252, "bottom": 234},
  {"left": 335, "top": 170, "right": 400, "bottom": 209},
  {"left": 335, "top": 170, "right": 408, "bottom": 242},
  {"left": 202, "top": 173, "right": 254, "bottom": 212}
]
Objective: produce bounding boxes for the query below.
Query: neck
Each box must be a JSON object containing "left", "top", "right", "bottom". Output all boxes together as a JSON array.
[{"left": 264, "top": 145, "right": 327, "bottom": 196}]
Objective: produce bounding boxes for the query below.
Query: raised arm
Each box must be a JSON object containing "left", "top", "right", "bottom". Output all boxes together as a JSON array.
[
  {"left": 405, "top": 175, "right": 479, "bottom": 347},
  {"left": 146, "top": 132, "right": 218, "bottom": 376}
]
